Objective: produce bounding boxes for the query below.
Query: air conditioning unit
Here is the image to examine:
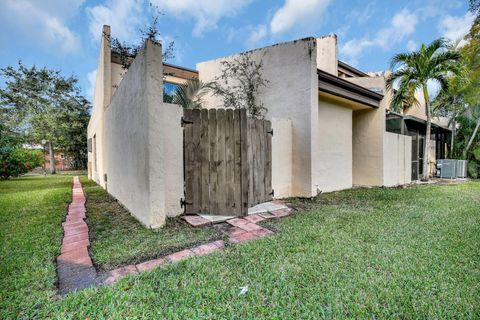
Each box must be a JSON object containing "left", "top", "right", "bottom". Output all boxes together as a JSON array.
[
  {"left": 436, "top": 159, "right": 457, "bottom": 179},
  {"left": 456, "top": 160, "right": 468, "bottom": 178}
]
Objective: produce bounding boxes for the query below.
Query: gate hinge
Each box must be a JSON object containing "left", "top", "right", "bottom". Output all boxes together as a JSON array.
[
  {"left": 267, "top": 129, "right": 273, "bottom": 136},
  {"left": 181, "top": 117, "right": 194, "bottom": 127},
  {"left": 270, "top": 189, "right": 274, "bottom": 197},
  {"left": 180, "top": 198, "right": 193, "bottom": 208}
]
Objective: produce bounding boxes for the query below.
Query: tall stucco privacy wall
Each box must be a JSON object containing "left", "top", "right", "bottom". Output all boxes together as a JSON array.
[
  {"left": 104, "top": 41, "right": 183, "bottom": 228},
  {"left": 197, "top": 38, "right": 319, "bottom": 198},
  {"left": 271, "top": 118, "right": 293, "bottom": 198},
  {"left": 383, "top": 132, "right": 412, "bottom": 186},
  {"left": 87, "top": 26, "right": 112, "bottom": 187}
]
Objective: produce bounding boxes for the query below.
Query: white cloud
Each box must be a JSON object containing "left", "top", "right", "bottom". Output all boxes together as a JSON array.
[
  {"left": 427, "top": 79, "right": 441, "bottom": 99},
  {"left": 151, "top": 0, "right": 251, "bottom": 37},
  {"left": 245, "top": 24, "right": 267, "bottom": 48},
  {"left": 0, "top": 0, "right": 82, "bottom": 53},
  {"left": 407, "top": 40, "right": 417, "bottom": 52},
  {"left": 438, "top": 12, "right": 475, "bottom": 42},
  {"left": 45, "top": 18, "right": 80, "bottom": 53},
  {"left": 87, "top": 69, "right": 97, "bottom": 101},
  {"left": 86, "top": 0, "right": 144, "bottom": 43},
  {"left": 341, "top": 9, "right": 418, "bottom": 62},
  {"left": 270, "top": 0, "right": 331, "bottom": 35}
]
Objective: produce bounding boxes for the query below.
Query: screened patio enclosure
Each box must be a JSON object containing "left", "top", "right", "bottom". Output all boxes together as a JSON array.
[{"left": 386, "top": 111, "right": 451, "bottom": 180}]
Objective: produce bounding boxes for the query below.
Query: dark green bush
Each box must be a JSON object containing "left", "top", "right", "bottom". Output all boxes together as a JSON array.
[
  {"left": 0, "top": 147, "right": 43, "bottom": 179},
  {"left": 467, "top": 160, "right": 479, "bottom": 179}
]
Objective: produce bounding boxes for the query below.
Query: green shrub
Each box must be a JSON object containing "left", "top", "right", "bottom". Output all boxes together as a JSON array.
[
  {"left": 473, "top": 147, "right": 480, "bottom": 162},
  {"left": 0, "top": 147, "right": 43, "bottom": 179},
  {"left": 467, "top": 160, "right": 479, "bottom": 179}
]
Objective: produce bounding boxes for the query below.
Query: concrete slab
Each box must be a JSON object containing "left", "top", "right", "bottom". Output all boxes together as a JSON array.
[
  {"left": 248, "top": 201, "right": 288, "bottom": 215},
  {"left": 198, "top": 201, "right": 289, "bottom": 223}
]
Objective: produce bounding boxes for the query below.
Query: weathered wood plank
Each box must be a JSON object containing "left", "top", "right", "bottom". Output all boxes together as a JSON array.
[
  {"left": 191, "top": 109, "right": 202, "bottom": 213},
  {"left": 183, "top": 109, "right": 194, "bottom": 213},
  {"left": 200, "top": 109, "right": 210, "bottom": 213},
  {"left": 247, "top": 117, "right": 254, "bottom": 207},
  {"left": 208, "top": 109, "right": 218, "bottom": 214},
  {"left": 225, "top": 109, "right": 236, "bottom": 214},
  {"left": 265, "top": 120, "right": 272, "bottom": 200},
  {"left": 257, "top": 119, "right": 266, "bottom": 204},
  {"left": 239, "top": 109, "right": 249, "bottom": 215},
  {"left": 216, "top": 109, "right": 226, "bottom": 214},
  {"left": 233, "top": 110, "right": 242, "bottom": 215}
]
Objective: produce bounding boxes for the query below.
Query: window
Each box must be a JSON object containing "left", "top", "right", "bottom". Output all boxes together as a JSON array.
[
  {"left": 163, "top": 82, "right": 180, "bottom": 103},
  {"left": 386, "top": 113, "right": 404, "bottom": 134}
]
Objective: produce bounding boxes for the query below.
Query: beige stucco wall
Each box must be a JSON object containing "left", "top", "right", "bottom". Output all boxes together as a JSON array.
[
  {"left": 316, "top": 97, "right": 353, "bottom": 192},
  {"left": 104, "top": 41, "right": 183, "bottom": 228},
  {"left": 197, "top": 38, "right": 319, "bottom": 197},
  {"left": 87, "top": 25, "right": 111, "bottom": 187},
  {"left": 316, "top": 35, "right": 338, "bottom": 75},
  {"left": 347, "top": 76, "right": 388, "bottom": 186},
  {"left": 383, "top": 132, "right": 412, "bottom": 186},
  {"left": 271, "top": 118, "right": 292, "bottom": 198},
  {"left": 111, "top": 62, "right": 125, "bottom": 98}
]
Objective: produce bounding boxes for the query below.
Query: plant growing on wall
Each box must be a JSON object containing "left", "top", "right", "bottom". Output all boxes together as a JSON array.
[
  {"left": 109, "top": 4, "right": 175, "bottom": 69},
  {"left": 210, "top": 52, "right": 269, "bottom": 119},
  {"left": 173, "top": 78, "right": 211, "bottom": 109}
]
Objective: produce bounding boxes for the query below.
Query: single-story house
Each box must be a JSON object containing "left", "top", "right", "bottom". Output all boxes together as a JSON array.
[{"left": 87, "top": 26, "right": 450, "bottom": 228}]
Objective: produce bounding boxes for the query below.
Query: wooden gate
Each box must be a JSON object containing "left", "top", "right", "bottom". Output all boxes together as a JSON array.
[{"left": 183, "top": 108, "right": 272, "bottom": 216}]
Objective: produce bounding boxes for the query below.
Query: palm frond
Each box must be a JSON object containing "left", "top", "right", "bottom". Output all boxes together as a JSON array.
[{"left": 173, "top": 78, "right": 211, "bottom": 109}]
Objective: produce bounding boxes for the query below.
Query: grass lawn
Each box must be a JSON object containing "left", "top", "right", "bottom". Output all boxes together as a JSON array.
[
  {"left": 1, "top": 175, "right": 480, "bottom": 319},
  {"left": 0, "top": 175, "right": 72, "bottom": 318},
  {"left": 80, "top": 177, "right": 223, "bottom": 270}
]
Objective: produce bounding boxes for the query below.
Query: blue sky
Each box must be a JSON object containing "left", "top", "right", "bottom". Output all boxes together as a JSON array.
[{"left": 0, "top": 0, "right": 475, "bottom": 102}]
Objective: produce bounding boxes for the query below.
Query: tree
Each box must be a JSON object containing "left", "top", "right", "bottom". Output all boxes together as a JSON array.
[
  {"left": 432, "top": 62, "right": 469, "bottom": 157},
  {"left": 0, "top": 123, "right": 43, "bottom": 179},
  {"left": 210, "top": 52, "right": 269, "bottom": 119},
  {"left": 173, "top": 78, "right": 211, "bottom": 109},
  {"left": 109, "top": 4, "right": 175, "bottom": 69},
  {"left": 387, "top": 38, "right": 461, "bottom": 180},
  {"left": 459, "top": 19, "right": 480, "bottom": 158},
  {"left": 470, "top": 0, "right": 480, "bottom": 18},
  {"left": 0, "top": 62, "right": 91, "bottom": 173}
]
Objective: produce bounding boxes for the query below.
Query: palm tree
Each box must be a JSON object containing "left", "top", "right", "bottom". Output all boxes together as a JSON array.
[
  {"left": 173, "top": 78, "right": 211, "bottom": 109},
  {"left": 387, "top": 38, "right": 461, "bottom": 181},
  {"left": 432, "top": 74, "right": 469, "bottom": 157}
]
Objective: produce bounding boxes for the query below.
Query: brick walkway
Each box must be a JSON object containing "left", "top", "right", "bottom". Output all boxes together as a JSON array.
[
  {"left": 57, "top": 176, "right": 96, "bottom": 294},
  {"left": 57, "top": 177, "right": 294, "bottom": 294}
]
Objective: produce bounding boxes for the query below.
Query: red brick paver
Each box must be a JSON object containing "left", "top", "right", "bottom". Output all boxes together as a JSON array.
[
  {"left": 244, "top": 214, "right": 265, "bottom": 223},
  {"left": 259, "top": 212, "right": 276, "bottom": 219},
  {"left": 182, "top": 215, "right": 212, "bottom": 227},
  {"left": 270, "top": 208, "right": 293, "bottom": 218},
  {"left": 191, "top": 240, "right": 225, "bottom": 256},
  {"left": 61, "top": 239, "right": 90, "bottom": 254},
  {"left": 136, "top": 257, "right": 166, "bottom": 272},
  {"left": 101, "top": 265, "right": 138, "bottom": 285},
  {"left": 166, "top": 249, "right": 195, "bottom": 262},
  {"left": 230, "top": 231, "right": 260, "bottom": 243},
  {"left": 226, "top": 218, "right": 250, "bottom": 228}
]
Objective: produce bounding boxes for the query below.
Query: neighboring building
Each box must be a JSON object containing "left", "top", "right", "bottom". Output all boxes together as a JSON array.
[
  {"left": 44, "top": 151, "right": 75, "bottom": 171},
  {"left": 24, "top": 144, "right": 75, "bottom": 172},
  {"left": 87, "top": 26, "right": 449, "bottom": 228}
]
